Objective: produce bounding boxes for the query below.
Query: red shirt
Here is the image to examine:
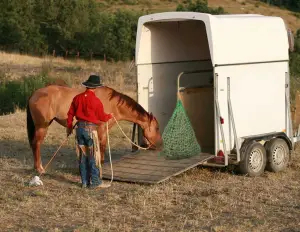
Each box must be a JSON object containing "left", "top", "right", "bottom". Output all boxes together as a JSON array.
[{"left": 67, "top": 89, "right": 112, "bottom": 128}]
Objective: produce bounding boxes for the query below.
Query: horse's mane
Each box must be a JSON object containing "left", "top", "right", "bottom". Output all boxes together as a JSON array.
[
  {"left": 46, "top": 79, "right": 69, "bottom": 87},
  {"left": 108, "top": 88, "right": 155, "bottom": 122}
]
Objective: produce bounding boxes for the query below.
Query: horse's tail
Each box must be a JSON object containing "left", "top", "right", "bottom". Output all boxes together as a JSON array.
[{"left": 26, "top": 103, "right": 35, "bottom": 148}]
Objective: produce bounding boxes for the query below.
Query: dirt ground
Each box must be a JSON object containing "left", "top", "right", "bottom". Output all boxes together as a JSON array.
[
  {"left": 96, "top": 0, "right": 300, "bottom": 32},
  {"left": 1, "top": 110, "right": 300, "bottom": 232}
]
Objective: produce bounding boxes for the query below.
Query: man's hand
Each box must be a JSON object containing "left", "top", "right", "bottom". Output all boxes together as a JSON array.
[
  {"left": 66, "top": 127, "right": 73, "bottom": 137},
  {"left": 109, "top": 113, "right": 115, "bottom": 122}
]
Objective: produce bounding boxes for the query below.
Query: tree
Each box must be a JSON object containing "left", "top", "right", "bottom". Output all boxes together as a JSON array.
[
  {"left": 260, "top": 0, "right": 300, "bottom": 12},
  {"left": 98, "top": 10, "right": 141, "bottom": 60},
  {"left": 0, "top": 0, "right": 142, "bottom": 60},
  {"left": 176, "top": 0, "right": 226, "bottom": 14}
]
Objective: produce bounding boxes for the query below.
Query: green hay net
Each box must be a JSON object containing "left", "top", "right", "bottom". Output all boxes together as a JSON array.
[{"left": 160, "top": 100, "right": 201, "bottom": 159}]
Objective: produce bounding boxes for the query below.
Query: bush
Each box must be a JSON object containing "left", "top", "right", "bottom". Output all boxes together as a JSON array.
[
  {"left": 176, "top": 0, "right": 226, "bottom": 14},
  {"left": 0, "top": 74, "right": 50, "bottom": 115},
  {"left": 290, "top": 52, "right": 300, "bottom": 77}
]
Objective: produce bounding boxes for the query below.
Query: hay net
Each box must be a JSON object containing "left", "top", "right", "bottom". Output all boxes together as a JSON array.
[{"left": 160, "top": 99, "right": 201, "bottom": 159}]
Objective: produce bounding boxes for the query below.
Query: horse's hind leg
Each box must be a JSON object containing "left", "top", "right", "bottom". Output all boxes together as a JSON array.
[{"left": 32, "top": 126, "right": 48, "bottom": 174}]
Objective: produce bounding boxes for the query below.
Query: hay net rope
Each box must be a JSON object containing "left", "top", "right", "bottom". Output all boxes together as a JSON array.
[{"left": 160, "top": 99, "right": 201, "bottom": 159}]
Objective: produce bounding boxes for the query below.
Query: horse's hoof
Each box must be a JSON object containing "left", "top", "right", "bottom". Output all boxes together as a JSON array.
[{"left": 36, "top": 166, "right": 45, "bottom": 174}]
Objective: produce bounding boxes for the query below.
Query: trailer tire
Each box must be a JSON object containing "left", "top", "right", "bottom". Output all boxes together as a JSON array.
[
  {"left": 265, "top": 138, "right": 290, "bottom": 172},
  {"left": 239, "top": 142, "right": 267, "bottom": 177}
]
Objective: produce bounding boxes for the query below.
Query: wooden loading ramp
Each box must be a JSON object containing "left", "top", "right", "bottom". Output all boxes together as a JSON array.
[{"left": 102, "top": 150, "right": 214, "bottom": 184}]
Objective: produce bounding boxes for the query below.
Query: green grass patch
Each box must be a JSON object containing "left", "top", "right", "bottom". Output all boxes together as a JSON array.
[{"left": 0, "top": 73, "right": 70, "bottom": 115}]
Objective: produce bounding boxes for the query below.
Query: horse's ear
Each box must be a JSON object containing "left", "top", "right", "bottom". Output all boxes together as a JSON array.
[
  {"left": 149, "top": 112, "right": 157, "bottom": 123},
  {"left": 149, "top": 112, "right": 154, "bottom": 123},
  {"left": 150, "top": 113, "right": 156, "bottom": 119},
  {"left": 149, "top": 112, "right": 153, "bottom": 119}
]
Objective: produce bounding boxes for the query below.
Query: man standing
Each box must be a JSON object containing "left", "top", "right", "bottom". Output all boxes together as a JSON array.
[{"left": 67, "top": 74, "right": 112, "bottom": 189}]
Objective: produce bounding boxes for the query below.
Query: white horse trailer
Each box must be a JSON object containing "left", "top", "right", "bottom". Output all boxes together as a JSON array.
[{"left": 133, "top": 12, "right": 300, "bottom": 177}]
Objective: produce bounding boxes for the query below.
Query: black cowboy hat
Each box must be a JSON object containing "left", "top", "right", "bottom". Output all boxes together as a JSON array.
[{"left": 82, "top": 75, "right": 103, "bottom": 88}]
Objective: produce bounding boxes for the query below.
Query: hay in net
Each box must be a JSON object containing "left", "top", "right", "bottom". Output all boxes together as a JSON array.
[{"left": 160, "top": 100, "right": 201, "bottom": 159}]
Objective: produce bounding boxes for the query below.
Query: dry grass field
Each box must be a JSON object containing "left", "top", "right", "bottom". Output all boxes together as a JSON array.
[
  {"left": 0, "top": 52, "right": 136, "bottom": 94},
  {"left": 1, "top": 52, "right": 300, "bottom": 232},
  {"left": 1, "top": 113, "right": 300, "bottom": 232}
]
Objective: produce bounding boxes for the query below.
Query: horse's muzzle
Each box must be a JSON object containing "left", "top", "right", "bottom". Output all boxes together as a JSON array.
[{"left": 154, "top": 140, "right": 164, "bottom": 150}]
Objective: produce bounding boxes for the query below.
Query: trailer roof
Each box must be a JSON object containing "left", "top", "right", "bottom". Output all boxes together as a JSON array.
[{"left": 136, "top": 12, "right": 289, "bottom": 66}]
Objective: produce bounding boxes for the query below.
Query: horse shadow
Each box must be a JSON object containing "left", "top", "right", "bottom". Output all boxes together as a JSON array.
[
  {"left": 0, "top": 139, "right": 132, "bottom": 186},
  {"left": 0, "top": 138, "right": 244, "bottom": 187}
]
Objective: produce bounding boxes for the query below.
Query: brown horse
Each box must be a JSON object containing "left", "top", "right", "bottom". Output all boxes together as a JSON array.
[{"left": 27, "top": 84, "right": 163, "bottom": 174}]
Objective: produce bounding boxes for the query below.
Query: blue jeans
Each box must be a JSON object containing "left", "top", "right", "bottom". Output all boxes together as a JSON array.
[{"left": 76, "top": 125, "right": 102, "bottom": 187}]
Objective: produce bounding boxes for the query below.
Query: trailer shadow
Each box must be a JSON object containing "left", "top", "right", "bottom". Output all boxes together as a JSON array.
[{"left": 198, "top": 164, "right": 240, "bottom": 176}]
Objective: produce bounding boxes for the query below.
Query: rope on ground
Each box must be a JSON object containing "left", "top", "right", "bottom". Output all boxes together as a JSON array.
[
  {"left": 105, "top": 116, "right": 152, "bottom": 186},
  {"left": 29, "top": 117, "right": 148, "bottom": 187}
]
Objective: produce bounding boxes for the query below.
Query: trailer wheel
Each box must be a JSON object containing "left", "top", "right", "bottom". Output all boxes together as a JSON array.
[
  {"left": 265, "top": 138, "right": 290, "bottom": 172},
  {"left": 239, "top": 142, "right": 267, "bottom": 177}
]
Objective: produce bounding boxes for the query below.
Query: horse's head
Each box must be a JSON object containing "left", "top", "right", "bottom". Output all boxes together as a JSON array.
[{"left": 143, "top": 113, "right": 163, "bottom": 150}]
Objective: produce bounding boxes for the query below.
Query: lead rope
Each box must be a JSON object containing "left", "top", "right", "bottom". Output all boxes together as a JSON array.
[
  {"left": 41, "top": 137, "right": 69, "bottom": 177},
  {"left": 33, "top": 118, "right": 148, "bottom": 187},
  {"left": 106, "top": 122, "right": 113, "bottom": 185},
  {"left": 111, "top": 115, "right": 150, "bottom": 150},
  {"left": 105, "top": 116, "right": 150, "bottom": 186},
  {"left": 40, "top": 123, "right": 78, "bottom": 177}
]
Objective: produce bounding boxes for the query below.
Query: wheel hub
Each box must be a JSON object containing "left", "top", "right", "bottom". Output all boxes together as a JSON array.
[
  {"left": 272, "top": 145, "right": 286, "bottom": 165},
  {"left": 249, "top": 148, "right": 263, "bottom": 172}
]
